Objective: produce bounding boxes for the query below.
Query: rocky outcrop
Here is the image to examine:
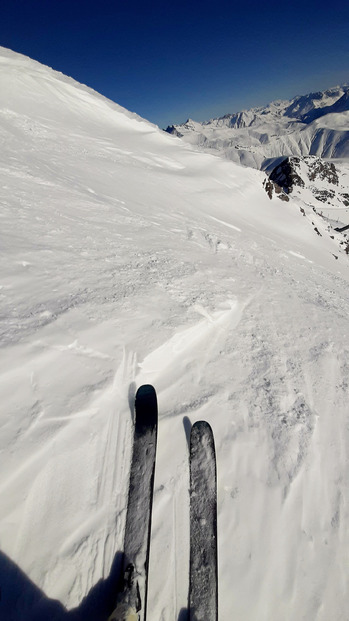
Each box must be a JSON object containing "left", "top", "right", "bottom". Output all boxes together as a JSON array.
[
  {"left": 307, "top": 159, "right": 338, "bottom": 184},
  {"left": 268, "top": 156, "right": 340, "bottom": 195},
  {"left": 269, "top": 157, "right": 305, "bottom": 194},
  {"left": 165, "top": 125, "right": 183, "bottom": 138},
  {"left": 265, "top": 156, "right": 348, "bottom": 210},
  {"left": 263, "top": 178, "right": 289, "bottom": 201}
]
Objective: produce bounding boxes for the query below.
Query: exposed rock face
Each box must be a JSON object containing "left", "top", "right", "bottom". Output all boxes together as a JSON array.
[
  {"left": 269, "top": 158, "right": 305, "bottom": 194},
  {"left": 268, "top": 156, "right": 340, "bottom": 195},
  {"left": 341, "top": 193, "right": 349, "bottom": 206},
  {"left": 263, "top": 155, "right": 349, "bottom": 258},
  {"left": 265, "top": 156, "right": 348, "bottom": 209},
  {"left": 313, "top": 188, "right": 335, "bottom": 203},
  {"left": 263, "top": 178, "right": 289, "bottom": 201},
  {"left": 307, "top": 159, "right": 338, "bottom": 185},
  {"left": 166, "top": 125, "right": 183, "bottom": 138}
]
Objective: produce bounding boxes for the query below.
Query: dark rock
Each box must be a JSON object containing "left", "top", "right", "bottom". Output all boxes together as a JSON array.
[
  {"left": 268, "top": 156, "right": 341, "bottom": 203},
  {"left": 269, "top": 157, "right": 304, "bottom": 194},
  {"left": 263, "top": 178, "right": 289, "bottom": 201},
  {"left": 340, "top": 193, "right": 349, "bottom": 206},
  {"left": 164, "top": 125, "right": 183, "bottom": 137},
  {"left": 307, "top": 158, "right": 338, "bottom": 185},
  {"left": 313, "top": 189, "right": 336, "bottom": 203}
]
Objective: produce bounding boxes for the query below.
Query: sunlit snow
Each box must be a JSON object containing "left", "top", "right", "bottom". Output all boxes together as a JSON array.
[{"left": 0, "top": 48, "right": 348, "bottom": 621}]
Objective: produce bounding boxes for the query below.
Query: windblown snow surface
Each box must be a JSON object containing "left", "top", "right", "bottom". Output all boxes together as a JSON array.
[{"left": 0, "top": 48, "right": 348, "bottom": 621}]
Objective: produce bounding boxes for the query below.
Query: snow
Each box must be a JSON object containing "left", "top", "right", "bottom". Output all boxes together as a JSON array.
[
  {"left": 314, "top": 111, "right": 349, "bottom": 132},
  {"left": 0, "top": 47, "right": 349, "bottom": 620},
  {"left": 168, "top": 86, "right": 349, "bottom": 169}
]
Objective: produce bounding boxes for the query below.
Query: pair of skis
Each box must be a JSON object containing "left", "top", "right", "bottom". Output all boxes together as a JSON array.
[{"left": 109, "top": 385, "right": 217, "bottom": 621}]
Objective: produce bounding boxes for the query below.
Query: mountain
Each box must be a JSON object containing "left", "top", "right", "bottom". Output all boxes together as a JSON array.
[
  {"left": 166, "top": 85, "right": 349, "bottom": 169},
  {"left": 264, "top": 156, "right": 349, "bottom": 255},
  {"left": 266, "top": 156, "right": 348, "bottom": 207},
  {"left": 1, "top": 48, "right": 349, "bottom": 621}
]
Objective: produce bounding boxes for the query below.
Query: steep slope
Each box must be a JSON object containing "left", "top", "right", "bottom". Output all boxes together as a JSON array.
[
  {"left": 266, "top": 156, "right": 348, "bottom": 207},
  {"left": 264, "top": 156, "right": 349, "bottom": 257},
  {"left": 166, "top": 86, "right": 349, "bottom": 168},
  {"left": 1, "top": 48, "right": 349, "bottom": 621}
]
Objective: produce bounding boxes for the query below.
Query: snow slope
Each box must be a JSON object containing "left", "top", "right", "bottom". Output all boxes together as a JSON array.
[
  {"left": 0, "top": 48, "right": 349, "bottom": 621},
  {"left": 166, "top": 86, "right": 349, "bottom": 169}
]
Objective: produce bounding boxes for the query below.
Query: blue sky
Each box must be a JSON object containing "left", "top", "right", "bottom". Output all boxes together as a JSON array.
[{"left": 1, "top": 0, "right": 348, "bottom": 128}]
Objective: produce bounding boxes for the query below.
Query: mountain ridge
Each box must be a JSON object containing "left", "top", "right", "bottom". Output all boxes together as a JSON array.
[{"left": 165, "top": 85, "right": 349, "bottom": 169}]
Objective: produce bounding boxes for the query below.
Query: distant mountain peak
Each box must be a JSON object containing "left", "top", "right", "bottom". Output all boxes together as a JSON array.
[{"left": 165, "top": 85, "right": 349, "bottom": 169}]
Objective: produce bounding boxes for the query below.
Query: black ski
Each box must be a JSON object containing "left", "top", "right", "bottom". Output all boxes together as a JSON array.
[
  {"left": 189, "top": 421, "right": 218, "bottom": 621},
  {"left": 109, "top": 384, "right": 158, "bottom": 621}
]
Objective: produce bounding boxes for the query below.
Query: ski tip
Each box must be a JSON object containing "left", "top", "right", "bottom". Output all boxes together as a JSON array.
[
  {"left": 136, "top": 384, "right": 157, "bottom": 400},
  {"left": 135, "top": 384, "right": 158, "bottom": 430},
  {"left": 190, "top": 420, "right": 215, "bottom": 451},
  {"left": 191, "top": 420, "right": 213, "bottom": 435}
]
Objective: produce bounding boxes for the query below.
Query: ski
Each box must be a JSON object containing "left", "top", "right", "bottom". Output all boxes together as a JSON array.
[
  {"left": 189, "top": 421, "right": 218, "bottom": 621},
  {"left": 109, "top": 384, "right": 158, "bottom": 621}
]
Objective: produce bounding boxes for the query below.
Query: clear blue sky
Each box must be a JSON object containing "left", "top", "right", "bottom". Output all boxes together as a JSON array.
[{"left": 1, "top": 0, "right": 348, "bottom": 128}]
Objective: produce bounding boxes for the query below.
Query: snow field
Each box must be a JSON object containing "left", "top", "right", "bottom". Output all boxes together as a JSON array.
[{"left": 0, "top": 48, "right": 348, "bottom": 620}]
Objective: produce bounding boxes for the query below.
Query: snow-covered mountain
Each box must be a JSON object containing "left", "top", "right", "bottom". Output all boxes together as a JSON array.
[
  {"left": 1, "top": 48, "right": 349, "bottom": 621},
  {"left": 264, "top": 156, "right": 349, "bottom": 256},
  {"left": 166, "top": 86, "right": 349, "bottom": 169},
  {"left": 265, "top": 156, "right": 348, "bottom": 207}
]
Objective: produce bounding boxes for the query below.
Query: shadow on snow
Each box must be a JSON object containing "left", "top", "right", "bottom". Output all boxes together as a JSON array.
[{"left": 0, "top": 549, "right": 124, "bottom": 621}]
